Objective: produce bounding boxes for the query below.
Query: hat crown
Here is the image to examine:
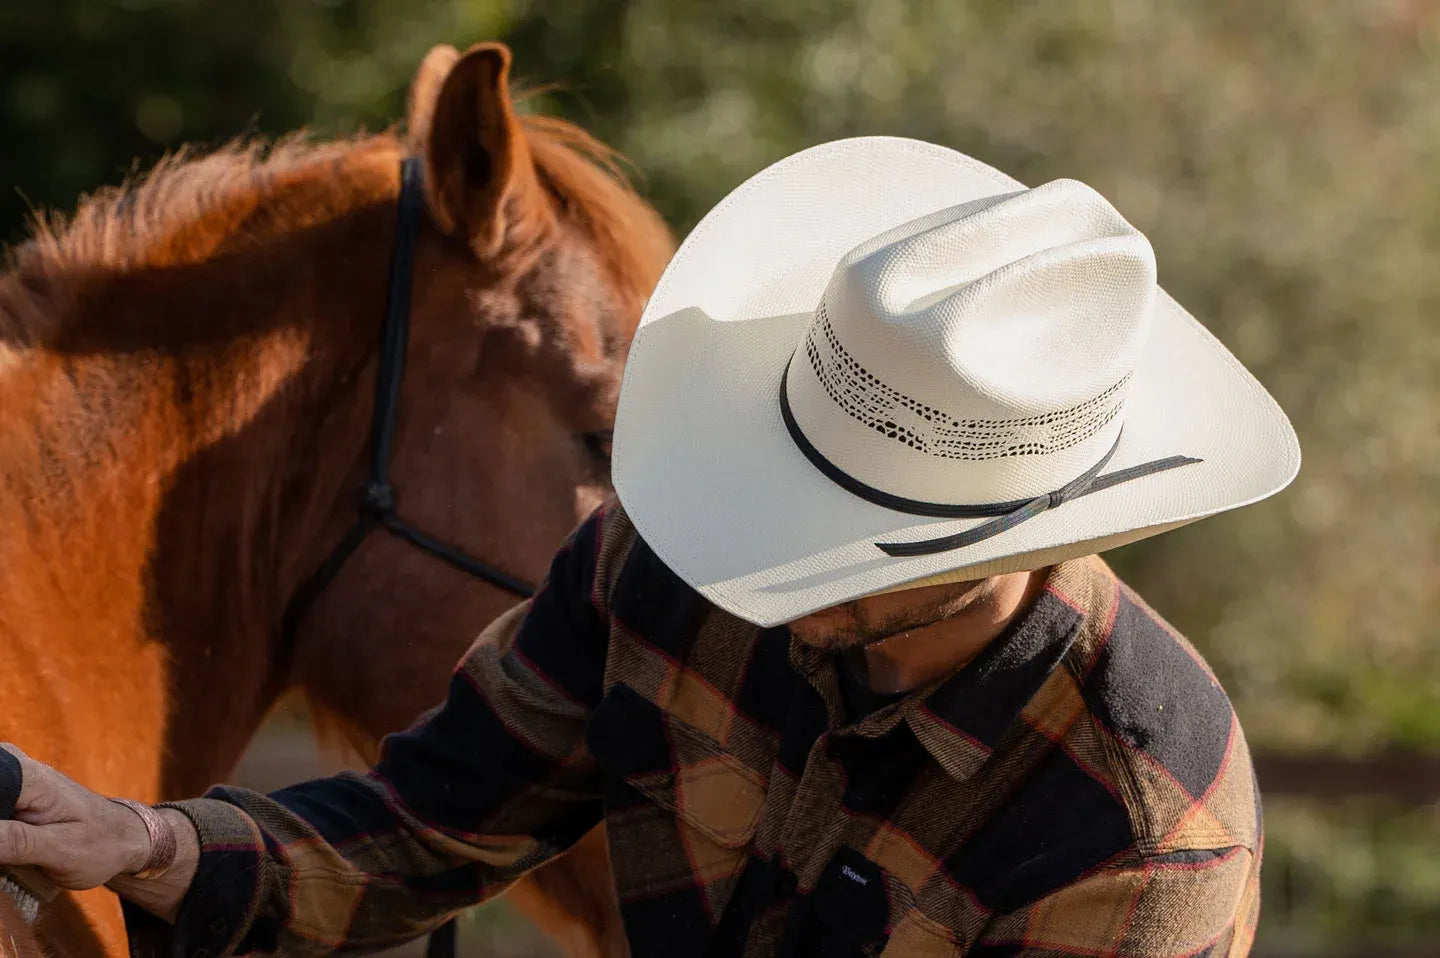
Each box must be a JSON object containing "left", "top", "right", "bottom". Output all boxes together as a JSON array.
[{"left": 786, "top": 178, "right": 1159, "bottom": 505}]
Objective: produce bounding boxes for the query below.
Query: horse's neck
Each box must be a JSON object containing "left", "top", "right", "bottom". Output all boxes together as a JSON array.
[{"left": 0, "top": 202, "right": 393, "bottom": 799}]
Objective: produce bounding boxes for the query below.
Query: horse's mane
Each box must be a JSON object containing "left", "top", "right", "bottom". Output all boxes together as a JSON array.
[
  {"left": 1, "top": 115, "right": 669, "bottom": 340},
  {"left": 15, "top": 134, "right": 399, "bottom": 274},
  {"left": 518, "top": 115, "right": 672, "bottom": 308}
]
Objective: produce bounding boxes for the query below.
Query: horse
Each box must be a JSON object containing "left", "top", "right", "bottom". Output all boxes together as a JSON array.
[{"left": 0, "top": 42, "right": 667, "bottom": 958}]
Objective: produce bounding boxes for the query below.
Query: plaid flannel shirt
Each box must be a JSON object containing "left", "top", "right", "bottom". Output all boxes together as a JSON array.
[{"left": 128, "top": 501, "right": 1261, "bottom": 957}]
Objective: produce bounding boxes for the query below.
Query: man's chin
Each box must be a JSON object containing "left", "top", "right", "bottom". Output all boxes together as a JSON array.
[{"left": 786, "top": 624, "right": 873, "bottom": 651}]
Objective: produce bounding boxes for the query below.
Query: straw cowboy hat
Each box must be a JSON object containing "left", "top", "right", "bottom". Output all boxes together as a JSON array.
[{"left": 612, "top": 137, "right": 1299, "bottom": 627}]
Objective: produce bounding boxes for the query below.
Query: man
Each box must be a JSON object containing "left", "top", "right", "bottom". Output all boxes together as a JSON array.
[{"left": 0, "top": 138, "right": 1298, "bottom": 956}]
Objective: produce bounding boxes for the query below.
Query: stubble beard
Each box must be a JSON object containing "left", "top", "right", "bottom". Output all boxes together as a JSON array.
[{"left": 786, "top": 581, "right": 987, "bottom": 650}]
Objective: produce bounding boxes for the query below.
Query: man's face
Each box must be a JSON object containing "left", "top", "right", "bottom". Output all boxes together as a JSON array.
[{"left": 786, "top": 578, "right": 987, "bottom": 650}]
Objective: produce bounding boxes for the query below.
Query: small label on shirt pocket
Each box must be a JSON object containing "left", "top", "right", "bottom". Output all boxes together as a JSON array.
[
  {"left": 587, "top": 682, "right": 767, "bottom": 848},
  {"left": 806, "top": 850, "right": 962, "bottom": 957},
  {"left": 813, "top": 847, "right": 891, "bottom": 950}
]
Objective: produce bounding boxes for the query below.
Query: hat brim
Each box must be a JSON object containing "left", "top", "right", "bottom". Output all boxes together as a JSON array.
[{"left": 613, "top": 137, "right": 1299, "bottom": 627}]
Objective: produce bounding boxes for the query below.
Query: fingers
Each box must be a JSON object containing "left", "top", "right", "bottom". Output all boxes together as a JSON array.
[
  {"left": 0, "top": 819, "right": 42, "bottom": 866},
  {"left": 0, "top": 747, "right": 88, "bottom": 823},
  {"left": 0, "top": 747, "right": 136, "bottom": 889},
  {"left": 0, "top": 749, "right": 50, "bottom": 875},
  {"left": 0, "top": 819, "right": 112, "bottom": 890},
  {"left": 0, "top": 744, "right": 21, "bottom": 821},
  {"left": 0, "top": 746, "right": 52, "bottom": 818}
]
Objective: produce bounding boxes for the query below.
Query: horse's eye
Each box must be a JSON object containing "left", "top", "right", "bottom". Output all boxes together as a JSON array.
[{"left": 581, "top": 430, "right": 613, "bottom": 464}]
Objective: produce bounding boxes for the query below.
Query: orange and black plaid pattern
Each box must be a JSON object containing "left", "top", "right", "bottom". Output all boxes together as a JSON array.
[{"left": 126, "top": 502, "right": 1261, "bottom": 957}]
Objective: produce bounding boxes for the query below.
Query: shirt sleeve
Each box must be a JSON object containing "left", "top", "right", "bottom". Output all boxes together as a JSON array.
[
  {"left": 125, "top": 505, "right": 615, "bottom": 958},
  {"left": 968, "top": 844, "right": 1261, "bottom": 957}
]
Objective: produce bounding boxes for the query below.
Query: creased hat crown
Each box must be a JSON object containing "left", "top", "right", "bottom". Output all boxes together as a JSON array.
[{"left": 784, "top": 178, "right": 1158, "bottom": 506}]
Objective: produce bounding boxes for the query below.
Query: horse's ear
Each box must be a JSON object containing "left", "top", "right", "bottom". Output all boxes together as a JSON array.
[
  {"left": 418, "top": 42, "right": 550, "bottom": 256},
  {"left": 406, "top": 44, "right": 460, "bottom": 149}
]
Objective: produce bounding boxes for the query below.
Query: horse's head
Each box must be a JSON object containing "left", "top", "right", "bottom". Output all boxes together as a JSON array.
[
  {"left": 1, "top": 39, "right": 672, "bottom": 783},
  {"left": 290, "top": 44, "right": 673, "bottom": 748}
]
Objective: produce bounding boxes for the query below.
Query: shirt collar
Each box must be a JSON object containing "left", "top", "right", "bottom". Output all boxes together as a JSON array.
[
  {"left": 789, "top": 559, "right": 1111, "bottom": 781},
  {"left": 908, "top": 559, "right": 1113, "bottom": 779}
]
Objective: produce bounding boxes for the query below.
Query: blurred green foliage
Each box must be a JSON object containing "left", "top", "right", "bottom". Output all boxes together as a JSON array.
[
  {"left": 1262, "top": 798, "right": 1440, "bottom": 956},
  {"left": 0, "top": 0, "right": 507, "bottom": 238},
  {"left": 3, "top": 0, "right": 1437, "bottom": 952}
]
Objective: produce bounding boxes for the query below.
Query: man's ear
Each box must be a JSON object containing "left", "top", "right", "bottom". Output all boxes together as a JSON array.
[{"left": 412, "top": 42, "right": 550, "bottom": 256}]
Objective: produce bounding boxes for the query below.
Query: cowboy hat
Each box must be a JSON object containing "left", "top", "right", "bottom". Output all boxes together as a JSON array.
[{"left": 612, "top": 137, "right": 1299, "bottom": 627}]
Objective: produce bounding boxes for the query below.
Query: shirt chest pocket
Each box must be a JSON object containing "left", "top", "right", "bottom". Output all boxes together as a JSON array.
[
  {"left": 586, "top": 683, "right": 767, "bottom": 907},
  {"left": 786, "top": 849, "right": 960, "bottom": 958}
]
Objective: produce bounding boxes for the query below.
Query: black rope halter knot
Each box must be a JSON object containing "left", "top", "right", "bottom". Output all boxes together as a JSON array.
[{"left": 360, "top": 480, "right": 397, "bottom": 518}]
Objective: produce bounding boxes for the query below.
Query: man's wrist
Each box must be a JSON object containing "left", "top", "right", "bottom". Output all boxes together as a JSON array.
[
  {"left": 107, "top": 808, "right": 200, "bottom": 925},
  {"left": 110, "top": 798, "right": 178, "bottom": 879},
  {"left": 108, "top": 798, "right": 156, "bottom": 876}
]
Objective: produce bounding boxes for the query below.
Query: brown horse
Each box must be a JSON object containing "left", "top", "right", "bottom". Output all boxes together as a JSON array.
[{"left": 0, "top": 43, "right": 667, "bottom": 957}]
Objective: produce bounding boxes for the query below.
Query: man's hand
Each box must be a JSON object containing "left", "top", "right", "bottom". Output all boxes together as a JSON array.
[{"left": 0, "top": 744, "right": 151, "bottom": 889}]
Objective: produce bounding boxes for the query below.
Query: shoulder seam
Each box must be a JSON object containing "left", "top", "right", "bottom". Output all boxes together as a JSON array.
[{"left": 1060, "top": 644, "right": 1157, "bottom": 854}]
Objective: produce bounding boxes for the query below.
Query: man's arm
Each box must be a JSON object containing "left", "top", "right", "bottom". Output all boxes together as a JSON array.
[
  {"left": 106, "top": 809, "right": 199, "bottom": 921},
  {"left": 0, "top": 505, "right": 615, "bottom": 957},
  {"left": 970, "top": 844, "right": 1260, "bottom": 957}
]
